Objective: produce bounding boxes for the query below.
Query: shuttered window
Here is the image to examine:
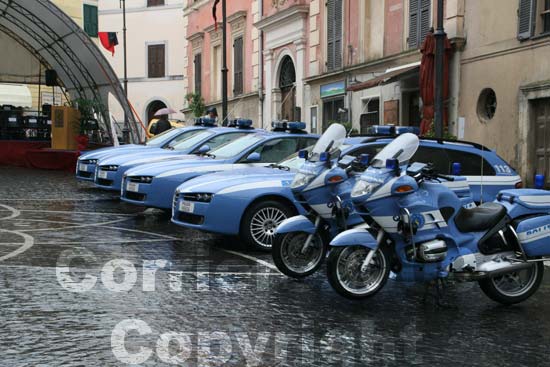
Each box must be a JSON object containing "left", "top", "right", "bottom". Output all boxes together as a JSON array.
[
  {"left": 518, "top": 0, "right": 536, "bottom": 39},
  {"left": 83, "top": 4, "right": 98, "bottom": 38},
  {"left": 408, "top": 0, "right": 431, "bottom": 49},
  {"left": 326, "top": 0, "right": 343, "bottom": 71},
  {"left": 233, "top": 37, "right": 244, "bottom": 96},
  {"left": 148, "top": 44, "right": 165, "bottom": 78},
  {"left": 194, "top": 53, "right": 202, "bottom": 95},
  {"left": 543, "top": 0, "right": 550, "bottom": 33},
  {"left": 147, "top": 0, "right": 165, "bottom": 7}
]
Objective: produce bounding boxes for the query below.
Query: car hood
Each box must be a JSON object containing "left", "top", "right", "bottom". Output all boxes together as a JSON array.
[
  {"left": 125, "top": 157, "right": 228, "bottom": 178},
  {"left": 99, "top": 149, "right": 198, "bottom": 166},
  {"left": 177, "top": 167, "right": 296, "bottom": 194},
  {"left": 80, "top": 145, "right": 145, "bottom": 160}
]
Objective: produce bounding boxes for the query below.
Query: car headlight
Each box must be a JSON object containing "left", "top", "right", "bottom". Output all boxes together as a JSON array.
[
  {"left": 100, "top": 165, "right": 119, "bottom": 171},
  {"left": 138, "top": 176, "right": 154, "bottom": 184},
  {"left": 351, "top": 180, "right": 379, "bottom": 198},
  {"left": 291, "top": 173, "right": 316, "bottom": 189},
  {"left": 182, "top": 193, "right": 213, "bottom": 202}
]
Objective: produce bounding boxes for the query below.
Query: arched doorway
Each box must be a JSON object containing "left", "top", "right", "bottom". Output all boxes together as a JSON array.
[
  {"left": 146, "top": 100, "right": 167, "bottom": 123},
  {"left": 279, "top": 56, "right": 296, "bottom": 121}
]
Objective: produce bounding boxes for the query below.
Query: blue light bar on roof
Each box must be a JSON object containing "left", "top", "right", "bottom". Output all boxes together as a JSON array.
[
  {"left": 287, "top": 122, "right": 306, "bottom": 131},
  {"left": 235, "top": 118, "right": 253, "bottom": 128},
  {"left": 367, "top": 125, "right": 396, "bottom": 135},
  {"left": 395, "top": 126, "right": 420, "bottom": 135},
  {"left": 199, "top": 117, "right": 217, "bottom": 126},
  {"left": 272, "top": 121, "right": 287, "bottom": 130}
]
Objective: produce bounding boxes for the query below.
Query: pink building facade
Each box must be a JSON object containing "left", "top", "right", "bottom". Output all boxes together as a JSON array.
[{"left": 182, "top": 1, "right": 462, "bottom": 134}]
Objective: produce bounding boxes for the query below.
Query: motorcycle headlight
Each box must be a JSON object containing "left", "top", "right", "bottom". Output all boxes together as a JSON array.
[
  {"left": 351, "top": 180, "right": 379, "bottom": 198},
  {"left": 291, "top": 172, "right": 315, "bottom": 189}
]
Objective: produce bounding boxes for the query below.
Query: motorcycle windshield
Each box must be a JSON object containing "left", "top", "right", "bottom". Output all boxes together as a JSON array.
[
  {"left": 309, "top": 123, "right": 347, "bottom": 162},
  {"left": 371, "top": 133, "right": 419, "bottom": 168}
]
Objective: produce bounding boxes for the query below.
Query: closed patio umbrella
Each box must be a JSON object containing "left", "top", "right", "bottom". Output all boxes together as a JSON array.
[{"left": 419, "top": 30, "right": 452, "bottom": 136}]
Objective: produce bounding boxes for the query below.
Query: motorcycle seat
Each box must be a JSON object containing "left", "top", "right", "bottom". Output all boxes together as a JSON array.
[{"left": 454, "top": 202, "right": 507, "bottom": 233}]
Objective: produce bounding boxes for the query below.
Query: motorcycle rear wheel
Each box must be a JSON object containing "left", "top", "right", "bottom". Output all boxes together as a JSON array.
[
  {"left": 478, "top": 262, "right": 544, "bottom": 305},
  {"left": 327, "top": 246, "right": 390, "bottom": 300},
  {"left": 272, "top": 231, "right": 327, "bottom": 278}
]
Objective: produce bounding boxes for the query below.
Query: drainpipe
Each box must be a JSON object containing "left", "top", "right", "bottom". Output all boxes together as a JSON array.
[{"left": 258, "top": 0, "right": 264, "bottom": 129}]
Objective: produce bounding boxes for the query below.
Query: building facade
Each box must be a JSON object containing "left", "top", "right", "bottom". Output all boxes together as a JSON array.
[
  {"left": 457, "top": 0, "right": 550, "bottom": 186},
  {"left": 99, "top": 0, "right": 187, "bottom": 126}
]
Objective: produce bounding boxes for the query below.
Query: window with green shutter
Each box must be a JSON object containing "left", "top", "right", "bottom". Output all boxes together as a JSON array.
[
  {"left": 83, "top": 4, "right": 98, "bottom": 38},
  {"left": 326, "top": 0, "right": 343, "bottom": 71},
  {"left": 233, "top": 37, "right": 243, "bottom": 96},
  {"left": 408, "top": 0, "right": 431, "bottom": 49}
]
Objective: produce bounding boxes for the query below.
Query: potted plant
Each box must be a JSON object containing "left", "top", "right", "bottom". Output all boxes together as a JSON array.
[
  {"left": 72, "top": 98, "right": 103, "bottom": 150},
  {"left": 185, "top": 93, "right": 206, "bottom": 120}
]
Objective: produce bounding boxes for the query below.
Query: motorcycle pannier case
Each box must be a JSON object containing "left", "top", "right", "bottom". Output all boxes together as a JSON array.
[{"left": 516, "top": 215, "right": 550, "bottom": 257}]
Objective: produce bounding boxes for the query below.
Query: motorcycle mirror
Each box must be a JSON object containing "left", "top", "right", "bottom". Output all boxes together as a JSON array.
[
  {"left": 320, "top": 152, "right": 331, "bottom": 162},
  {"left": 359, "top": 154, "right": 371, "bottom": 166},
  {"left": 386, "top": 158, "right": 399, "bottom": 172},
  {"left": 451, "top": 162, "right": 462, "bottom": 176},
  {"left": 535, "top": 174, "right": 545, "bottom": 189},
  {"left": 298, "top": 150, "right": 309, "bottom": 159}
]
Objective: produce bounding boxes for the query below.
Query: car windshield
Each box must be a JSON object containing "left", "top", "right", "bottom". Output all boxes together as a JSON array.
[
  {"left": 209, "top": 134, "right": 265, "bottom": 159},
  {"left": 309, "top": 123, "right": 346, "bottom": 161},
  {"left": 371, "top": 133, "right": 419, "bottom": 168},
  {"left": 168, "top": 130, "right": 214, "bottom": 150},
  {"left": 146, "top": 128, "right": 182, "bottom": 146}
]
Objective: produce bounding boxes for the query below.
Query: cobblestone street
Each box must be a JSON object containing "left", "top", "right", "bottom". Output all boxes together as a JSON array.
[{"left": 1, "top": 166, "right": 550, "bottom": 366}]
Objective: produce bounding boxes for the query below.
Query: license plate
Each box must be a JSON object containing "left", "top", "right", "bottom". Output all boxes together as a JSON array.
[
  {"left": 98, "top": 170, "right": 108, "bottom": 179},
  {"left": 126, "top": 182, "right": 139, "bottom": 192},
  {"left": 79, "top": 164, "right": 88, "bottom": 172},
  {"left": 179, "top": 201, "right": 194, "bottom": 213}
]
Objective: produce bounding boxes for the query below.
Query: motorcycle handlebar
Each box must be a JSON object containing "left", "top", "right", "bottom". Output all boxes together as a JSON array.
[{"left": 435, "top": 173, "right": 455, "bottom": 181}]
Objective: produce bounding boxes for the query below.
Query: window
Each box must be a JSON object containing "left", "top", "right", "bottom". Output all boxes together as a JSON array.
[
  {"left": 360, "top": 98, "right": 380, "bottom": 134},
  {"left": 148, "top": 44, "right": 165, "bottom": 78},
  {"left": 194, "top": 53, "right": 202, "bottom": 95},
  {"left": 445, "top": 149, "right": 496, "bottom": 176},
  {"left": 199, "top": 132, "right": 249, "bottom": 152},
  {"left": 326, "top": 0, "right": 343, "bottom": 71},
  {"left": 83, "top": 4, "right": 98, "bottom": 38},
  {"left": 518, "top": 0, "right": 550, "bottom": 39},
  {"left": 408, "top": 0, "right": 431, "bottom": 49},
  {"left": 147, "top": 0, "right": 165, "bottom": 7},
  {"left": 212, "top": 45, "right": 222, "bottom": 100},
  {"left": 322, "top": 98, "right": 345, "bottom": 131},
  {"left": 477, "top": 88, "right": 497, "bottom": 122},
  {"left": 233, "top": 37, "right": 244, "bottom": 96},
  {"left": 250, "top": 138, "right": 300, "bottom": 163},
  {"left": 544, "top": 0, "right": 550, "bottom": 33}
]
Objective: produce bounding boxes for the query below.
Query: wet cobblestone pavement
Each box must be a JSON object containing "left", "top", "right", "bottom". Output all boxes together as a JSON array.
[{"left": 1, "top": 165, "right": 550, "bottom": 366}]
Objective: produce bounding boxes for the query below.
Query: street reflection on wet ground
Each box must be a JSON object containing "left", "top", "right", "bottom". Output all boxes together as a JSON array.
[{"left": 1, "top": 166, "right": 550, "bottom": 366}]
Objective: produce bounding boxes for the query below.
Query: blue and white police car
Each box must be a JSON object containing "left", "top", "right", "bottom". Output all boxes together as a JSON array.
[
  {"left": 171, "top": 131, "right": 522, "bottom": 250},
  {"left": 119, "top": 122, "right": 318, "bottom": 211},
  {"left": 76, "top": 122, "right": 217, "bottom": 181},
  {"left": 94, "top": 120, "right": 257, "bottom": 191}
]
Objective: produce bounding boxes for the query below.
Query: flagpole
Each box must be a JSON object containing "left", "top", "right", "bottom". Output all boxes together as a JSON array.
[
  {"left": 122, "top": 0, "right": 130, "bottom": 143},
  {"left": 221, "top": 0, "right": 228, "bottom": 125}
]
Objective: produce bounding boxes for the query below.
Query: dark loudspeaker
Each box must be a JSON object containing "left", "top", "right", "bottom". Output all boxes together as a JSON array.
[{"left": 45, "top": 70, "right": 58, "bottom": 86}]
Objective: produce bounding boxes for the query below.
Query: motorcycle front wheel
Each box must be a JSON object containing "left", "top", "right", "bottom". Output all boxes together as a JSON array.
[
  {"left": 478, "top": 262, "right": 544, "bottom": 305},
  {"left": 272, "top": 231, "right": 327, "bottom": 278},
  {"left": 327, "top": 246, "right": 390, "bottom": 300}
]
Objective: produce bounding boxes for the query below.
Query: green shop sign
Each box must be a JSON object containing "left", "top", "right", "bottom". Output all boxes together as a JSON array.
[{"left": 320, "top": 81, "right": 346, "bottom": 98}]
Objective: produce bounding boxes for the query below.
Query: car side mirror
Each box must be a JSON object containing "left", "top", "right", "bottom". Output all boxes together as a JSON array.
[
  {"left": 198, "top": 144, "right": 210, "bottom": 154},
  {"left": 246, "top": 152, "right": 261, "bottom": 162}
]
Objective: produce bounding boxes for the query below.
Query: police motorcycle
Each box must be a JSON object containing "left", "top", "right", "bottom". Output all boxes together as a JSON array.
[
  {"left": 326, "top": 133, "right": 550, "bottom": 305},
  {"left": 273, "top": 124, "right": 475, "bottom": 279},
  {"left": 272, "top": 124, "right": 368, "bottom": 278}
]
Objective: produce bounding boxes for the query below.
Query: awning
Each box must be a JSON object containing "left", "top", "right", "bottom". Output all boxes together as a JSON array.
[
  {"left": 346, "top": 64, "right": 420, "bottom": 92},
  {"left": 0, "top": 0, "right": 140, "bottom": 143},
  {"left": 0, "top": 84, "right": 32, "bottom": 107}
]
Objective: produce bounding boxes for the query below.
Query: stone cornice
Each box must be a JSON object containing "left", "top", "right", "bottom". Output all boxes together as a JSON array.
[{"left": 254, "top": 5, "right": 309, "bottom": 31}]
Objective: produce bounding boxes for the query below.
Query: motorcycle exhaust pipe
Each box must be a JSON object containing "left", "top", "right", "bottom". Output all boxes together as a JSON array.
[{"left": 475, "top": 261, "right": 534, "bottom": 279}]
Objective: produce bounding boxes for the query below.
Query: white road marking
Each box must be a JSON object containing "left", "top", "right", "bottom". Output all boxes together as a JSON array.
[
  {"left": 220, "top": 249, "right": 280, "bottom": 272},
  {"left": 18, "top": 209, "right": 139, "bottom": 217},
  {"left": 0, "top": 204, "right": 21, "bottom": 221},
  {"left": 0, "top": 229, "right": 34, "bottom": 262}
]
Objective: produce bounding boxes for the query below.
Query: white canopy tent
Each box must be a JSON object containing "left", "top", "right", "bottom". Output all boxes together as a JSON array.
[{"left": 0, "top": 0, "right": 140, "bottom": 143}]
